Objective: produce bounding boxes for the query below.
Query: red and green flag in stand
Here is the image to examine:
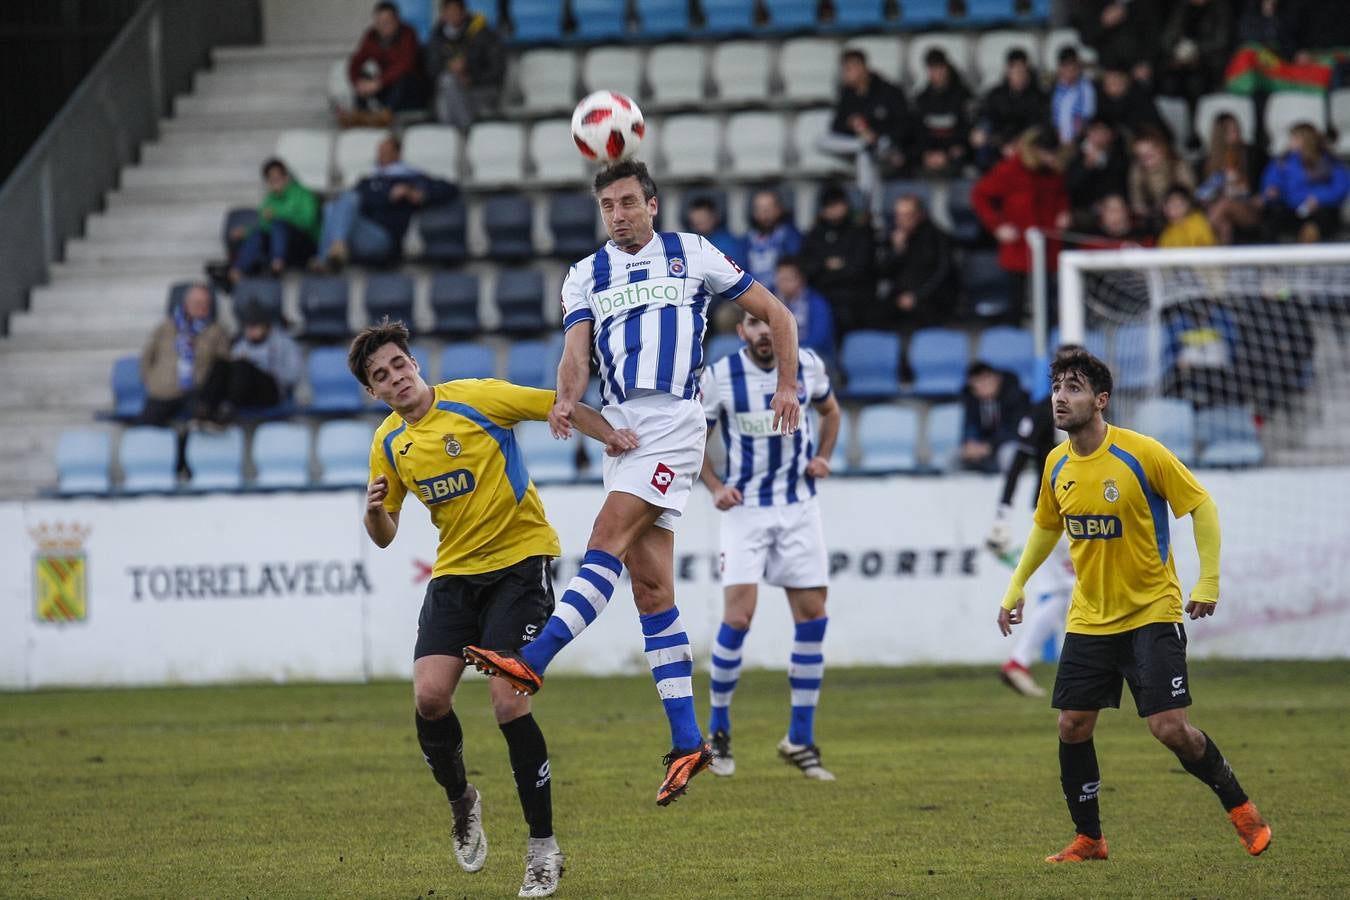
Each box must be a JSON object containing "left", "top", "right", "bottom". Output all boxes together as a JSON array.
[{"left": 1224, "top": 42, "right": 1349, "bottom": 95}]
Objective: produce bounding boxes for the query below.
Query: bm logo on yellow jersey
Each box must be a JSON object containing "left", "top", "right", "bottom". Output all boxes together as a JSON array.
[{"left": 414, "top": 469, "right": 476, "bottom": 505}]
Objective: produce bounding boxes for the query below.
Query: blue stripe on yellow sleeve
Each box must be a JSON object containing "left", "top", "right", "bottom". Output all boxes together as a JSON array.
[
  {"left": 435, "top": 400, "right": 530, "bottom": 503},
  {"left": 1108, "top": 445, "right": 1171, "bottom": 564},
  {"left": 382, "top": 422, "right": 408, "bottom": 470},
  {"left": 1048, "top": 453, "right": 1069, "bottom": 491}
]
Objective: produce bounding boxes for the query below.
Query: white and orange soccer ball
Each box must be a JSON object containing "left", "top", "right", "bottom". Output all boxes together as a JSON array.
[{"left": 571, "top": 90, "right": 645, "bottom": 164}]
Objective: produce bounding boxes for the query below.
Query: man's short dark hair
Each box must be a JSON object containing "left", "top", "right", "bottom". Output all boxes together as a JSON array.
[
  {"left": 688, "top": 195, "right": 718, "bottom": 213},
  {"left": 374, "top": 1, "right": 400, "bottom": 15},
  {"left": 261, "top": 157, "right": 288, "bottom": 179},
  {"left": 924, "top": 47, "right": 949, "bottom": 68},
  {"left": 1006, "top": 48, "right": 1029, "bottom": 67},
  {"left": 1057, "top": 46, "right": 1080, "bottom": 66},
  {"left": 593, "top": 158, "right": 658, "bottom": 201},
  {"left": 348, "top": 318, "right": 412, "bottom": 387},
  {"left": 841, "top": 48, "right": 867, "bottom": 66},
  {"left": 1050, "top": 348, "right": 1113, "bottom": 397},
  {"left": 442, "top": 0, "right": 465, "bottom": 8},
  {"left": 775, "top": 254, "right": 803, "bottom": 274},
  {"left": 1165, "top": 183, "right": 1194, "bottom": 204}
]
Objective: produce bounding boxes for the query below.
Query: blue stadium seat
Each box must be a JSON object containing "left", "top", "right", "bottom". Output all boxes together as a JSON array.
[
  {"left": 409, "top": 343, "right": 433, "bottom": 381},
  {"left": 550, "top": 192, "right": 599, "bottom": 258},
  {"left": 506, "top": 339, "right": 551, "bottom": 388},
  {"left": 429, "top": 272, "right": 480, "bottom": 337},
  {"left": 1049, "top": 327, "right": 1108, "bottom": 361},
  {"left": 485, "top": 194, "right": 535, "bottom": 260},
  {"left": 299, "top": 276, "right": 351, "bottom": 340},
  {"left": 55, "top": 429, "right": 112, "bottom": 494},
  {"left": 510, "top": 0, "right": 565, "bottom": 43},
  {"left": 855, "top": 406, "right": 920, "bottom": 473},
  {"left": 110, "top": 356, "right": 146, "bottom": 421},
  {"left": 1109, "top": 323, "right": 1156, "bottom": 391},
  {"left": 766, "top": 0, "right": 818, "bottom": 32},
  {"left": 233, "top": 278, "right": 284, "bottom": 324},
  {"left": 833, "top": 0, "right": 886, "bottom": 28},
  {"left": 469, "top": 2, "right": 499, "bottom": 28},
  {"left": 925, "top": 402, "right": 963, "bottom": 470},
  {"left": 317, "top": 420, "right": 372, "bottom": 487},
  {"left": 307, "top": 347, "right": 365, "bottom": 414},
  {"left": 839, "top": 330, "right": 901, "bottom": 400},
  {"left": 707, "top": 333, "right": 744, "bottom": 363},
  {"left": 440, "top": 342, "right": 497, "bottom": 381},
  {"left": 364, "top": 272, "right": 414, "bottom": 330},
  {"left": 222, "top": 206, "right": 258, "bottom": 257},
  {"left": 964, "top": 0, "right": 1015, "bottom": 25},
  {"left": 945, "top": 178, "right": 983, "bottom": 245},
  {"left": 907, "top": 328, "right": 969, "bottom": 398},
  {"left": 119, "top": 427, "right": 178, "bottom": 493},
  {"left": 496, "top": 270, "right": 548, "bottom": 334},
  {"left": 572, "top": 0, "right": 628, "bottom": 40},
  {"left": 635, "top": 0, "right": 691, "bottom": 37},
  {"left": 976, "top": 326, "right": 1037, "bottom": 393},
  {"left": 1135, "top": 397, "right": 1196, "bottom": 465},
  {"left": 898, "top": 0, "right": 947, "bottom": 26},
  {"left": 962, "top": 250, "right": 1014, "bottom": 320},
  {"left": 516, "top": 420, "right": 577, "bottom": 481},
  {"left": 418, "top": 197, "right": 468, "bottom": 264},
  {"left": 252, "top": 422, "right": 312, "bottom": 489},
  {"left": 701, "top": 0, "right": 755, "bottom": 34},
  {"left": 1197, "top": 406, "right": 1263, "bottom": 468},
  {"left": 186, "top": 427, "right": 245, "bottom": 491}
]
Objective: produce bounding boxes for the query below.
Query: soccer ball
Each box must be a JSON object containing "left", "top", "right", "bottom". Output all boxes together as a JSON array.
[{"left": 571, "top": 90, "right": 645, "bottom": 164}]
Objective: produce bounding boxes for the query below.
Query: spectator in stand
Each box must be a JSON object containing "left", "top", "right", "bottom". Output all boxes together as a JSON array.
[
  {"left": 685, "top": 195, "right": 746, "bottom": 265},
  {"left": 1066, "top": 117, "right": 1130, "bottom": 219},
  {"left": 971, "top": 127, "right": 1071, "bottom": 323},
  {"left": 913, "top": 48, "right": 973, "bottom": 176},
  {"left": 876, "top": 194, "right": 958, "bottom": 330},
  {"left": 822, "top": 49, "right": 912, "bottom": 217},
  {"left": 971, "top": 49, "right": 1048, "bottom": 172},
  {"left": 138, "top": 284, "right": 231, "bottom": 427},
  {"left": 1288, "top": 0, "right": 1350, "bottom": 61},
  {"left": 800, "top": 184, "right": 876, "bottom": 337},
  {"left": 958, "top": 362, "right": 1029, "bottom": 473},
  {"left": 774, "top": 256, "right": 836, "bottom": 361},
  {"left": 1162, "top": 300, "right": 1241, "bottom": 407},
  {"left": 1234, "top": 0, "right": 1295, "bottom": 58},
  {"left": 1096, "top": 66, "right": 1168, "bottom": 143},
  {"left": 425, "top": 0, "right": 506, "bottom": 130},
  {"left": 344, "top": 1, "right": 426, "bottom": 125},
  {"left": 744, "top": 189, "right": 801, "bottom": 293},
  {"left": 1258, "top": 123, "right": 1350, "bottom": 242},
  {"left": 229, "top": 159, "right": 321, "bottom": 284},
  {"left": 1090, "top": 193, "right": 1155, "bottom": 249},
  {"left": 1158, "top": 0, "right": 1234, "bottom": 114},
  {"left": 315, "top": 135, "right": 458, "bottom": 269},
  {"left": 193, "top": 301, "right": 303, "bottom": 427},
  {"left": 1158, "top": 185, "right": 1218, "bottom": 247},
  {"left": 1196, "top": 113, "right": 1262, "bottom": 245},
  {"left": 1128, "top": 126, "right": 1195, "bottom": 229},
  {"left": 1073, "top": 0, "right": 1164, "bottom": 81},
  {"left": 1050, "top": 47, "right": 1096, "bottom": 147}
]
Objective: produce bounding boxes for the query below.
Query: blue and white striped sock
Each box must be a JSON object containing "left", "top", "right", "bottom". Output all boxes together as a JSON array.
[
  {"left": 707, "top": 622, "right": 748, "bottom": 736},
  {"left": 641, "top": 606, "right": 703, "bottom": 751},
  {"left": 787, "top": 616, "right": 828, "bottom": 746},
  {"left": 520, "top": 549, "right": 622, "bottom": 675}
]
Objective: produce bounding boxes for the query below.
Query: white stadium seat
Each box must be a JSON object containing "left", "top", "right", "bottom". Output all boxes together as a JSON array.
[
  {"left": 582, "top": 46, "right": 644, "bottom": 99},
  {"left": 780, "top": 37, "right": 841, "bottom": 104},
  {"left": 517, "top": 48, "right": 578, "bottom": 113},
  {"left": 907, "top": 32, "right": 974, "bottom": 90},
  {"left": 792, "top": 107, "right": 851, "bottom": 175},
  {"left": 466, "top": 121, "right": 527, "bottom": 184},
  {"left": 974, "top": 30, "right": 1041, "bottom": 91},
  {"left": 1194, "top": 93, "right": 1256, "bottom": 149},
  {"left": 1265, "top": 92, "right": 1328, "bottom": 154},
  {"left": 402, "top": 125, "right": 461, "bottom": 182},
  {"left": 845, "top": 35, "right": 904, "bottom": 85},
  {"left": 726, "top": 111, "right": 787, "bottom": 176},
  {"left": 711, "top": 40, "right": 772, "bottom": 104},
  {"left": 326, "top": 59, "right": 352, "bottom": 112},
  {"left": 1156, "top": 96, "right": 1193, "bottom": 149},
  {"left": 334, "top": 128, "right": 385, "bottom": 188},
  {"left": 530, "top": 118, "right": 589, "bottom": 183},
  {"left": 646, "top": 44, "right": 706, "bottom": 107},
  {"left": 275, "top": 129, "right": 332, "bottom": 191},
  {"left": 659, "top": 113, "right": 722, "bottom": 178}
]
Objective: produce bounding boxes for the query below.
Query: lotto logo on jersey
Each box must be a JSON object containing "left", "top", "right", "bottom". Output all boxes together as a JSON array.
[
  {"left": 414, "top": 469, "right": 477, "bottom": 505},
  {"left": 1065, "top": 515, "right": 1123, "bottom": 540},
  {"left": 651, "top": 462, "right": 676, "bottom": 494},
  {"left": 591, "top": 276, "right": 684, "bottom": 317}
]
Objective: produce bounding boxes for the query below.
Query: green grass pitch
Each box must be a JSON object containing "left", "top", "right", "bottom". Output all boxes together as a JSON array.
[{"left": 3, "top": 661, "right": 1348, "bottom": 898}]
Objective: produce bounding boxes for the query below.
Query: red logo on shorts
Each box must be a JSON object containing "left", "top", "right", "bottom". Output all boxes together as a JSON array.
[{"left": 651, "top": 462, "right": 675, "bottom": 494}]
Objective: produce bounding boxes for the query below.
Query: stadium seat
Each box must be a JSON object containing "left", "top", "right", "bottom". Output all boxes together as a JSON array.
[
  {"left": 307, "top": 347, "right": 365, "bottom": 414},
  {"left": 327, "top": 59, "right": 353, "bottom": 114},
  {"left": 707, "top": 333, "right": 744, "bottom": 362},
  {"left": 898, "top": 0, "right": 947, "bottom": 28},
  {"left": 55, "top": 429, "right": 112, "bottom": 494},
  {"left": 550, "top": 191, "right": 600, "bottom": 258},
  {"left": 701, "top": 0, "right": 756, "bottom": 35},
  {"left": 515, "top": 420, "right": 576, "bottom": 481},
  {"left": 509, "top": 0, "right": 565, "bottom": 43},
  {"left": 408, "top": 343, "right": 433, "bottom": 381},
  {"left": 572, "top": 0, "right": 629, "bottom": 40},
  {"left": 364, "top": 272, "right": 415, "bottom": 330},
  {"left": 963, "top": 0, "right": 1017, "bottom": 25},
  {"left": 505, "top": 339, "right": 551, "bottom": 387},
  {"left": 220, "top": 207, "right": 258, "bottom": 258},
  {"left": 440, "top": 342, "right": 497, "bottom": 381},
  {"left": 1136, "top": 397, "right": 1196, "bottom": 465},
  {"left": 1048, "top": 326, "right": 1108, "bottom": 361},
  {"left": 791, "top": 107, "right": 852, "bottom": 175},
  {"left": 635, "top": 0, "right": 691, "bottom": 38},
  {"left": 530, "top": 119, "right": 589, "bottom": 183},
  {"left": 1109, "top": 323, "right": 1155, "bottom": 391},
  {"left": 659, "top": 113, "right": 722, "bottom": 178},
  {"left": 1196, "top": 406, "right": 1263, "bottom": 468},
  {"left": 1194, "top": 94, "right": 1257, "bottom": 150},
  {"left": 185, "top": 427, "right": 245, "bottom": 491},
  {"left": 582, "top": 47, "right": 643, "bottom": 99},
  {"left": 110, "top": 356, "right": 145, "bottom": 421},
  {"left": 845, "top": 35, "right": 903, "bottom": 84},
  {"left": 1156, "top": 96, "right": 1193, "bottom": 150},
  {"left": 839, "top": 330, "right": 901, "bottom": 400},
  {"left": 466, "top": 122, "right": 527, "bottom": 184},
  {"left": 766, "top": 0, "right": 818, "bottom": 33},
  {"left": 496, "top": 270, "right": 548, "bottom": 334},
  {"left": 974, "top": 30, "right": 1041, "bottom": 91},
  {"left": 833, "top": 0, "right": 886, "bottom": 29},
  {"left": 402, "top": 125, "right": 461, "bottom": 182},
  {"left": 275, "top": 129, "right": 332, "bottom": 191},
  {"left": 855, "top": 406, "right": 920, "bottom": 473},
  {"left": 119, "top": 427, "right": 178, "bottom": 493},
  {"left": 469, "top": 1, "right": 498, "bottom": 28},
  {"left": 726, "top": 111, "right": 788, "bottom": 176},
  {"left": 907, "top": 33, "right": 974, "bottom": 90},
  {"left": 298, "top": 276, "right": 351, "bottom": 340},
  {"left": 233, "top": 278, "right": 284, "bottom": 324},
  {"left": 516, "top": 49, "right": 577, "bottom": 112},
  {"left": 418, "top": 197, "right": 468, "bottom": 264},
  {"left": 316, "top": 420, "right": 372, "bottom": 488},
  {"left": 924, "top": 402, "right": 963, "bottom": 470},
  {"left": 1265, "top": 93, "right": 1327, "bottom": 154},
  {"left": 251, "top": 422, "right": 311, "bottom": 489},
  {"left": 334, "top": 127, "right": 384, "bottom": 188},
  {"left": 907, "top": 328, "right": 969, "bottom": 398},
  {"left": 1041, "top": 28, "right": 1095, "bottom": 73},
  {"left": 1332, "top": 89, "right": 1350, "bottom": 155},
  {"left": 945, "top": 178, "right": 983, "bottom": 244},
  {"left": 711, "top": 40, "right": 773, "bottom": 103},
  {"left": 962, "top": 249, "right": 1014, "bottom": 319},
  {"left": 780, "top": 38, "right": 841, "bottom": 104},
  {"left": 976, "top": 326, "right": 1037, "bottom": 393},
  {"left": 483, "top": 194, "right": 535, "bottom": 259},
  {"left": 428, "top": 273, "right": 481, "bottom": 337},
  {"left": 646, "top": 44, "right": 707, "bottom": 107}
]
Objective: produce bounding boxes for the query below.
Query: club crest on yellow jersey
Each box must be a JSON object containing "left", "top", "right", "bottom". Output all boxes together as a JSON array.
[
  {"left": 1103, "top": 479, "right": 1120, "bottom": 502},
  {"left": 443, "top": 434, "right": 462, "bottom": 457}
]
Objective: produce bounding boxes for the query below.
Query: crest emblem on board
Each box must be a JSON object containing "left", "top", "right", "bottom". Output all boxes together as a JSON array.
[{"left": 30, "top": 522, "right": 90, "bottom": 623}]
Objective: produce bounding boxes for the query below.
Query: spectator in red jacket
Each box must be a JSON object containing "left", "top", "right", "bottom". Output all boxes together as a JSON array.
[
  {"left": 971, "top": 127, "right": 1071, "bottom": 323},
  {"left": 347, "top": 2, "right": 426, "bottom": 120}
]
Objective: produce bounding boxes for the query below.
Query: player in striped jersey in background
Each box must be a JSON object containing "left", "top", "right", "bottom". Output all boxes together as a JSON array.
[
  {"left": 698, "top": 309, "right": 841, "bottom": 780},
  {"left": 468, "top": 159, "right": 803, "bottom": 806}
]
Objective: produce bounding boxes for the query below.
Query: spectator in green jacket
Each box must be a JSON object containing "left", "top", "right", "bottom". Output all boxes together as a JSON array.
[{"left": 229, "top": 158, "right": 321, "bottom": 283}]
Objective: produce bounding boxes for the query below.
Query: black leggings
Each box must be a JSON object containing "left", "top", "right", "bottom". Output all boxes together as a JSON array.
[{"left": 199, "top": 359, "right": 280, "bottom": 410}]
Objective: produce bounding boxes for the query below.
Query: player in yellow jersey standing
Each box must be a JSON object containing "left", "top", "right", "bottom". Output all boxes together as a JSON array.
[
  {"left": 997, "top": 349, "right": 1271, "bottom": 864},
  {"left": 348, "top": 320, "right": 636, "bottom": 898}
]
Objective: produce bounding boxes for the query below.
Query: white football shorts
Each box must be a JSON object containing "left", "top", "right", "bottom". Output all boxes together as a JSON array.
[
  {"left": 601, "top": 392, "right": 706, "bottom": 531},
  {"left": 719, "top": 498, "right": 829, "bottom": 589}
]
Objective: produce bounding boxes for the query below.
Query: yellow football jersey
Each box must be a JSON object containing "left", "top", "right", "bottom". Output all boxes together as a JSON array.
[
  {"left": 369, "top": 379, "right": 562, "bottom": 576},
  {"left": 1034, "top": 424, "right": 1210, "bottom": 635}
]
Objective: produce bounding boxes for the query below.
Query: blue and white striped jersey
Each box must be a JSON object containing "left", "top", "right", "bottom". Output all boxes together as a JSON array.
[
  {"left": 701, "top": 347, "right": 832, "bottom": 507},
  {"left": 561, "top": 232, "right": 753, "bottom": 405}
]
